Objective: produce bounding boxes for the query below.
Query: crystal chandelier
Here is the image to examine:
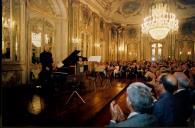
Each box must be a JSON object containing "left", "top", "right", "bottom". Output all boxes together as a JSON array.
[{"left": 141, "top": 1, "right": 179, "bottom": 40}]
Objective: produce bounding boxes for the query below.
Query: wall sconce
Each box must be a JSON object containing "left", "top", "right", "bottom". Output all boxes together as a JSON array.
[
  {"left": 179, "top": 51, "right": 182, "bottom": 55},
  {"left": 2, "top": 17, "right": 11, "bottom": 28},
  {"left": 72, "top": 37, "right": 81, "bottom": 44},
  {"left": 187, "top": 51, "right": 191, "bottom": 55},
  {"left": 118, "top": 46, "right": 124, "bottom": 52},
  {"left": 129, "top": 52, "right": 132, "bottom": 55},
  {"left": 95, "top": 43, "right": 101, "bottom": 48},
  {"left": 2, "top": 17, "right": 15, "bottom": 29}
]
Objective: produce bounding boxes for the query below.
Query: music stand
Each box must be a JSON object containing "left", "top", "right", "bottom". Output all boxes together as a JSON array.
[
  {"left": 88, "top": 56, "right": 101, "bottom": 63},
  {"left": 66, "top": 90, "right": 86, "bottom": 104},
  {"left": 66, "top": 64, "right": 86, "bottom": 104}
]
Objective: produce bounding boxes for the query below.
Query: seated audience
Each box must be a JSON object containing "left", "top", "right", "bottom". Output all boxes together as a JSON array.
[{"left": 108, "top": 82, "right": 158, "bottom": 127}]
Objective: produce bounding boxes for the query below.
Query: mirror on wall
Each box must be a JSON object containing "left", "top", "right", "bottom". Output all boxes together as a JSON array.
[
  {"left": 2, "top": 0, "right": 20, "bottom": 62},
  {"left": 31, "top": 32, "right": 42, "bottom": 64}
]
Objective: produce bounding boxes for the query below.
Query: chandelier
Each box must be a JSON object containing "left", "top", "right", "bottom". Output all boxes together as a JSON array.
[{"left": 141, "top": 1, "right": 179, "bottom": 40}]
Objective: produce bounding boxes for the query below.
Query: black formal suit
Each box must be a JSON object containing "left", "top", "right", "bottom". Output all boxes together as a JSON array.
[
  {"left": 40, "top": 51, "right": 53, "bottom": 71},
  {"left": 174, "top": 89, "right": 193, "bottom": 126},
  {"left": 190, "top": 88, "right": 195, "bottom": 105},
  {"left": 153, "top": 92, "right": 176, "bottom": 126},
  {"left": 39, "top": 51, "right": 53, "bottom": 85}
]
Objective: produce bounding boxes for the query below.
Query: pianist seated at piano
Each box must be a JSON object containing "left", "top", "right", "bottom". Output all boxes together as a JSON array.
[
  {"left": 53, "top": 50, "right": 87, "bottom": 77},
  {"left": 77, "top": 57, "right": 84, "bottom": 74}
]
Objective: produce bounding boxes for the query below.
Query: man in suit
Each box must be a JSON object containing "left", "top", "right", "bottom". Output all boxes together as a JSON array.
[
  {"left": 108, "top": 82, "right": 158, "bottom": 127},
  {"left": 153, "top": 74, "right": 178, "bottom": 126},
  {"left": 173, "top": 72, "right": 193, "bottom": 126},
  {"left": 39, "top": 44, "right": 53, "bottom": 86}
]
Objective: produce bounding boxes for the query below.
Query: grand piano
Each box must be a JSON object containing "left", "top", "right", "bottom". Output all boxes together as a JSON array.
[
  {"left": 53, "top": 50, "right": 87, "bottom": 76},
  {"left": 51, "top": 50, "right": 80, "bottom": 87},
  {"left": 52, "top": 50, "right": 87, "bottom": 89},
  {"left": 53, "top": 50, "right": 79, "bottom": 75}
]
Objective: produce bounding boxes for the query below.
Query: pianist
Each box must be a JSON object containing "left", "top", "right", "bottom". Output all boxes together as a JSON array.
[{"left": 39, "top": 44, "right": 53, "bottom": 86}]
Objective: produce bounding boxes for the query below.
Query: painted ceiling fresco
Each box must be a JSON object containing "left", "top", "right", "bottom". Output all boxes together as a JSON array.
[
  {"left": 121, "top": 0, "right": 141, "bottom": 15},
  {"left": 80, "top": 0, "right": 195, "bottom": 25}
]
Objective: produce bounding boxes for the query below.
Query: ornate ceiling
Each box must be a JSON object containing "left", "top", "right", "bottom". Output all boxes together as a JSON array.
[
  {"left": 29, "top": 0, "right": 65, "bottom": 17},
  {"left": 80, "top": 0, "right": 195, "bottom": 25},
  {"left": 30, "top": 0, "right": 55, "bottom": 15}
]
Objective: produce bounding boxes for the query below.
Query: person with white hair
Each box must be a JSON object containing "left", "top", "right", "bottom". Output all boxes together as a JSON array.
[{"left": 108, "top": 82, "right": 158, "bottom": 127}]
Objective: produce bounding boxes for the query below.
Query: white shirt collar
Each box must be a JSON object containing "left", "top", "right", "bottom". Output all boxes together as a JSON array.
[
  {"left": 127, "top": 111, "right": 139, "bottom": 119},
  {"left": 174, "top": 88, "right": 185, "bottom": 94}
]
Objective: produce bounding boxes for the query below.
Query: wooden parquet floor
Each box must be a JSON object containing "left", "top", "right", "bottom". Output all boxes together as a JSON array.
[
  {"left": 2, "top": 77, "right": 142, "bottom": 127},
  {"left": 51, "top": 79, "right": 132, "bottom": 126}
]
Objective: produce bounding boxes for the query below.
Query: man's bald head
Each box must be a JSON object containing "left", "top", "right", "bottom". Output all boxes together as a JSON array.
[
  {"left": 173, "top": 72, "right": 189, "bottom": 89},
  {"left": 157, "top": 73, "right": 168, "bottom": 83},
  {"left": 160, "top": 74, "right": 178, "bottom": 94}
]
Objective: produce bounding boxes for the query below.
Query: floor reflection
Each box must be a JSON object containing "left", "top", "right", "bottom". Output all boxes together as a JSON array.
[{"left": 28, "top": 94, "right": 45, "bottom": 115}]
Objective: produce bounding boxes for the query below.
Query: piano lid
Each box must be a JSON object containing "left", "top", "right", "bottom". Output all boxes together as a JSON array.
[{"left": 62, "top": 50, "right": 80, "bottom": 66}]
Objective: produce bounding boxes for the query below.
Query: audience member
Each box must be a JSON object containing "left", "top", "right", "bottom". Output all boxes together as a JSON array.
[
  {"left": 108, "top": 82, "right": 158, "bottom": 127},
  {"left": 153, "top": 74, "right": 177, "bottom": 126}
]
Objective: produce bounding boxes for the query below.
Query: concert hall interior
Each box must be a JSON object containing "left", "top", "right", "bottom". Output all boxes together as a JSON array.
[{"left": 1, "top": 0, "right": 195, "bottom": 127}]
